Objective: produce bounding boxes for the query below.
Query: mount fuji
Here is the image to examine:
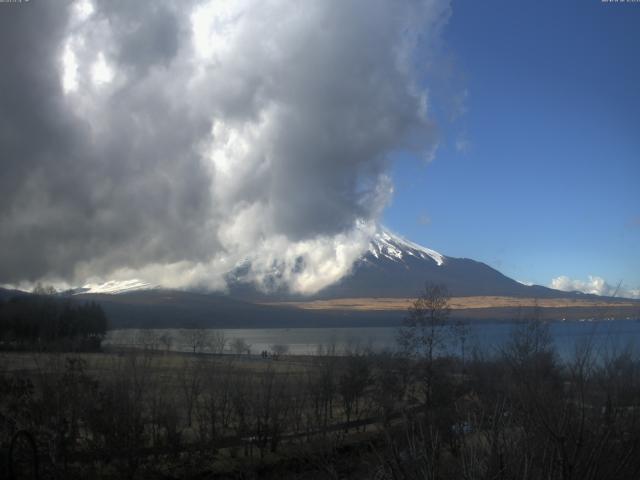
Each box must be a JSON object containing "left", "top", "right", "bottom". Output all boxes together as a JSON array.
[{"left": 226, "top": 228, "right": 575, "bottom": 301}]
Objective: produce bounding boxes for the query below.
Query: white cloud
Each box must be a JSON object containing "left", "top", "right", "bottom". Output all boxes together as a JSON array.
[
  {"left": 74, "top": 0, "right": 95, "bottom": 22},
  {"left": 61, "top": 42, "right": 79, "bottom": 93},
  {"left": 550, "top": 275, "right": 640, "bottom": 299},
  {"left": 90, "top": 52, "right": 114, "bottom": 86}
]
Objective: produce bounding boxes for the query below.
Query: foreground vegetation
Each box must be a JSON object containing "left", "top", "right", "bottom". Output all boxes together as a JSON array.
[{"left": 1, "top": 285, "right": 639, "bottom": 479}]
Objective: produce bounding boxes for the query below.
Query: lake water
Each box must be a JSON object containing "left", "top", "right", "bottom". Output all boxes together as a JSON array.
[{"left": 104, "top": 319, "right": 640, "bottom": 359}]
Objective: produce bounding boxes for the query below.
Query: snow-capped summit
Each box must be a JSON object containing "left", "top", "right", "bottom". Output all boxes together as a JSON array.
[
  {"left": 369, "top": 229, "right": 444, "bottom": 266},
  {"left": 312, "top": 227, "right": 570, "bottom": 300}
]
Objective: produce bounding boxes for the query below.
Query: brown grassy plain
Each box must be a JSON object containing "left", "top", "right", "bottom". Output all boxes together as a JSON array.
[{"left": 266, "top": 295, "right": 639, "bottom": 311}]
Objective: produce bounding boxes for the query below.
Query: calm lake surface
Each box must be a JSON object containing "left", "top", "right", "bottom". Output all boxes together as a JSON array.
[{"left": 104, "top": 319, "right": 640, "bottom": 359}]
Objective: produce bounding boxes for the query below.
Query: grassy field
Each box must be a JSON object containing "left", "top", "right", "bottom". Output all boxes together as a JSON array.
[
  {"left": 266, "top": 295, "right": 640, "bottom": 311},
  {"left": 0, "top": 349, "right": 313, "bottom": 376},
  {"left": 3, "top": 332, "right": 640, "bottom": 479}
]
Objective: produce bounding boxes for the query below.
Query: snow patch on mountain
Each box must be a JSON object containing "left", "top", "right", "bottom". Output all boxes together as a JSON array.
[{"left": 75, "top": 279, "right": 154, "bottom": 295}]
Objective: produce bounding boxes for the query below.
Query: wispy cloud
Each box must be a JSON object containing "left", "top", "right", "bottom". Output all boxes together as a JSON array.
[
  {"left": 417, "top": 213, "right": 432, "bottom": 226},
  {"left": 450, "top": 88, "right": 469, "bottom": 121},
  {"left": 627, "top": 216, "right": 640, "bottom": 228},
  {"left": 455, "top": 133, "right": 470, "bottom": 154}
]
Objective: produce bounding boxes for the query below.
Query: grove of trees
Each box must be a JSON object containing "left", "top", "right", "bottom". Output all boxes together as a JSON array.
[{"left": 0, "top": 291, "right": 108, "bottom": 351}]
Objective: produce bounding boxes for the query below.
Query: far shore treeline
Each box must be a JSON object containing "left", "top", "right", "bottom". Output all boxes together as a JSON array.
[{"left": 0, "top": 286, "right": 108, "bottom": 351}]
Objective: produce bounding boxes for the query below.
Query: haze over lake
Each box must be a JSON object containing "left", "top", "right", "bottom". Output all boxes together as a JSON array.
[{"left": 105, "top": 320, "right": 640, "bottom": 358}]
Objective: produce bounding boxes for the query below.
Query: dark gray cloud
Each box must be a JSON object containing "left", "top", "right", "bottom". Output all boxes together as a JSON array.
[{"left": 0, "top": 0, "right": 448, "bottom": 293}]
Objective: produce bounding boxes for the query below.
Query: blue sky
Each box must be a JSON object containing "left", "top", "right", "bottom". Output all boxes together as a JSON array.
[{"left": 384, "top": 0, "right": 640, "bottom": 292}]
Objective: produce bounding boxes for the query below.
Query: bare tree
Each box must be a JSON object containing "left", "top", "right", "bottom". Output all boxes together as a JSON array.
[
  {"left": 196, "top": 358, "right": 236, "bottom": 443},
  {"left": 209, "top": 330, "right": 227, "bottom": 354},
  {"left": 397, "top": 283, "right": 451, "bottom": 407},
  {"left": 271, "top": 344, "right": 289, "bottom": 357},
  {"left": 137, "top": 330, "right": 160, "bottom": 351},
  {"left": 158, "top": 332, "right": 172, "bottom": 352},
  {"left": 32, "top": 282, "right": 57, "bottom": 296},
  {"left": 503, "top": 305, "right": 554, "bottom": 368},
  {"left": 398, "top": 283, "right": 451, "bottom": 360},
  {"left": 249, "top": 366, "right": 292, "bottom": 457},
  {"left": 451, "top": 320, "right": 471, "bottom": 369},
  {"left": 309, "top": 351, "right": 338, "bottom": 434},
  {"left": 179, "top": 357, "right": 204, "bottom": 427},
  {"left": 230, "top": 337, "right": 251, "bottom": 355},
  {"left": 180, "top": 328, "right": 209, "bottom": 354},
  {"left": 338, "top": 352, "right": 371, "bottom": 428},
  {"left": 372, "top": 353, "right": 411, "bottom": 425}
]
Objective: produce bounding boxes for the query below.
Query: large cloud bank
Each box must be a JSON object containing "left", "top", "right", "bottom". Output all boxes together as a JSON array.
[
  {"left": 0, "top": 0, "right": 448, "bottom": 294},
  {"left": 550, "top": 276, "right": 640, "bottom": 299}
]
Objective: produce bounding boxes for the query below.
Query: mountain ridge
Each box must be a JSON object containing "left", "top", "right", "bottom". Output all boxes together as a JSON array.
[
  {"left": 227, "top": 229, "right": 608, "bottom": 302},
  {"left": 47, "top": 228, "right": 630, "bottom": 301}
]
